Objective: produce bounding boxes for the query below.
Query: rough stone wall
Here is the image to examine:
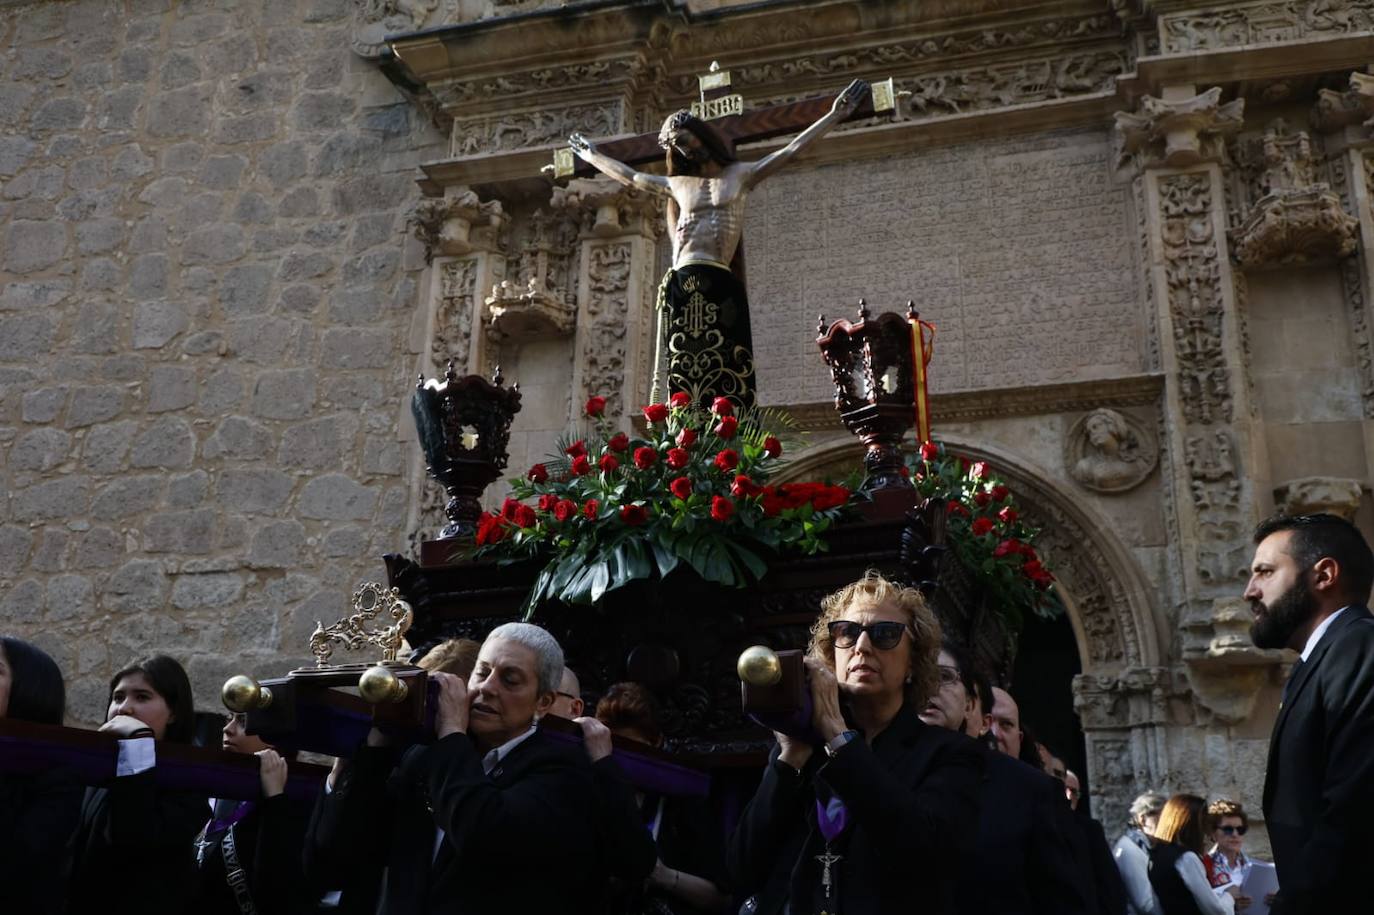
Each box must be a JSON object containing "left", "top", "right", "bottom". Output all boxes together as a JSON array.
[{"left": 0, "top": 0, "right": 444, "bottom": 723}]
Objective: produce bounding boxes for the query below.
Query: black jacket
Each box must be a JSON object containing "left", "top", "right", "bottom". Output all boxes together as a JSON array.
[
  {"left": 1262, "top": 605, "right": 1374, "bottom": 914},
  {"left": 1146, "top": 844, "right": 1203, "bottom": 915},
  {"left": 65, "top": 774, "right": 208, "bottom": 915},
  {"left": 191, "top": 794, "right": 317, "bottom": 915},
  {"left": 728, "top": 705, "right": 983, "bottom": 915},
  {"left": 307, "top": 729, "right": 600, "bottom": 915},
  {"left": 0, "top": 768, "right": 84, "bottom": 915},
  {"left": 960, "top": 751, "right": 1090, "bottom": 915}
]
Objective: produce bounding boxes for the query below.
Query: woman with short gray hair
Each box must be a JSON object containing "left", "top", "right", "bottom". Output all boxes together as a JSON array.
[{"left": 1116, "top": 791, "right": 1167, "bottom": 915}]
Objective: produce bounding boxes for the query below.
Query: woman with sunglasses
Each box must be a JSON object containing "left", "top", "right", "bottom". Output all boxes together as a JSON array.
[
  {"left": 1205, "top": 799, "right": 1254, "bottom": 909},
  {"left": 729, "top": 570, "right": 983, "bottom": 914}
]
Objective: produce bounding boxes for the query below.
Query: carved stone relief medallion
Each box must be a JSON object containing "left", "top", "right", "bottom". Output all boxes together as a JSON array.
[{"left": 1066, "top": 408, "right": 1158, "bottom": 493}]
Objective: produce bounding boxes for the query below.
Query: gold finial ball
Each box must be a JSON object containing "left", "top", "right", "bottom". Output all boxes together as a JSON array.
[
  {"left": 358, "top": 665, "right": 408, "bottom": 705},
  {"left": 737, "top": 645, "right": 782, "bottom": 687},
  {"left": 223, "top": 675, "right": 270, "bottom": 713}
]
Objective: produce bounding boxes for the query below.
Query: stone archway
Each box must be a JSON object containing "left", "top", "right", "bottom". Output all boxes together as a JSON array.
[{"left": 777, "top": 433, "right": 1172, "bottom": 825}]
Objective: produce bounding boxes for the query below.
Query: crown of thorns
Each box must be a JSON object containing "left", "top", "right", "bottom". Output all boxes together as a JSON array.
[{"left": 657, "top": 110, "right": 697, "bottom": 148}]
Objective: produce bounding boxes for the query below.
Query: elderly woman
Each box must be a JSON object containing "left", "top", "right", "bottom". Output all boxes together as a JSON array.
[
  {"left": 728, "top": 570, "right": 983, "bottom": 914},
  {"left": 306, "top": 622, "right": 601, "bottom": 914},
  {"left": 1116, "top": 791, "right": 1166, "bottom": 915},
  {"left": 1205, "top": 799, "right": 1253, "bottom": 908}
]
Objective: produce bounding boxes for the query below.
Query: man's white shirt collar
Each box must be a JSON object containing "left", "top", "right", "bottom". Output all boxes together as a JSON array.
[{"left": 1300, "top": 605, "right": 1350, "bottom": 662}]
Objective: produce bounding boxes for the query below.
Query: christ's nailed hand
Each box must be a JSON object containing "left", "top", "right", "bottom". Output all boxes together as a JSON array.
[
  {"left": 831, "top": 78, "right": 869, "bottom": 117},
  {"left": 569, "top": 132, "right": 592, "bottom": 154}
]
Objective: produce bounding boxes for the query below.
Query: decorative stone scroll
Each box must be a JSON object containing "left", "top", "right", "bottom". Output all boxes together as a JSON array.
[
  {"left": 581, "top": 243, "right": 633, "bottom": 416},
  {"left": 1312, "top": 70, "right": 1374, "bottom": 132},
  {"left": 1066, "top": 408, "right": 1159, "bottom": 493},
  {"left": 434, "top": 258, "right": 478, "bottom": 376},
  {"left": 1160, "top": 0, "right": 1374, "bottom": 54},
  {"left": 409, "top": 189, "right": 506, "bottom": 263},
  {"left": 450, "top": 102, "right": 622, "bottom": 157},
  {"left": 1114, "top": 89, "right": 1244, "bottom": 170},
  {"left": 1274, "top": 476, "right": 1365, "bottom": 518},
  {"left": 1229, "top": 120, "right": 1358, "bottom": 267}
]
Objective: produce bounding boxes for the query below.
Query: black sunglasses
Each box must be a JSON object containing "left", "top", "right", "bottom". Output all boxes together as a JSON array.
[
  {"left": 828, "top": 620, "right": 911, "bottom": 650},
  {"left": 1218, "top": 825, "right": 1247, "bottom": 836}
]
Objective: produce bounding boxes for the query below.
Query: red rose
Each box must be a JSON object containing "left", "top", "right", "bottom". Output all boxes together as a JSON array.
[
  {"left": 1023, "top": 558, "right": 1045, "bottom": 577},
  {"left": 710, "top": 495, "right": 735, "bottom": 522},
  {"left": 571, "top": 455, "right": 592, "bottom": 475},
  {"left": 713, "top": 449, "right": 739, "bottom": 472},
  {"left": 599, "top": 454, "right": 619, "bottom": 474},
  {"left": 974, "top": 491, "right": 991, "bottom": 508},
  {"left": 676, "top": 428, "right": 697, "bottom": 448},
  {"left": 538, "top": 494, "right": 558, "bottom": 512},
  {"left": 643, "top": 403, "right": 668, "bottom": 423},
  {"left": 761, "top": 489, "right": 785, "bottom": 517},
  {"left": 811, "top": 485, "right": 850, "bottom": 511},
  {"left": 946, "top": 500, "right": 969, "bottom": 517},
  {"left": 500, "top": 498, "right": 520, "bottom": 520},
  {"left": 670, "top": 477, "right": 693, "bottom": 500},
  {"left": 475, "top": 512, "right": 508, "bottom": 545},
  {"left": 991, "top": 484, "right": 1010, "bottom": 502},
  {"left": 711, "top": 397, "right": 733, "bottom": 417},
  {"left": 669, "top": 392, "right": 692, "bottom": 408},
  {"left": 732, "top": 474, "right": 762, "bottom": 498},
  {"left": 666, "top": 447, "right": 690, "bottom": 469},
  {"left": 582, "top": 499, "right": 600, "bottom": 519},
  {"left": 959, "top": 457, "right": 971, "bottom": 473},
  {"left": 714, "top": 416, "right": 739, "bottom": 439},
  {"left": 565, "top": 439, "right": 587, "bottom": 459},
  {"left": 993, "top": 539, "right": 1023, "bottom": 559},
  {"left": 620, "top": 503, "right": 648, "bottom": 526},
  {"left": 920, "top": 441, "right": 939, "bottom": 462},
  {"left": 971, "top": 516, "right": 994, "bottom": 536},
  {"left": 527, "top": 463, "right": 548, "bottom": 483},
  {"left": 763, "top": 436, "right": 782, "bottom": 458},
  {"left": 607, "top": 433, "right": 629, "bottom": 452},
  {"left": 584, "top": 396, "right": 606, "bottom": 417},
  {"left": 998, "top": 507, "right": 1018, "bottom": 524},
  {"left": 899, "top": 465, "right": 910, "bottom": 478},
  {"left": 633, "top": 447, "right": 658, "bottom": 470},
  {"left": 513, "top": 504, "right": 537, "bottom": 528},
  {"left": 970, "top": 461, "right": 990, "bottom": 480},
  {"left": 553, "top": 499, "right": 576, "bottom": 522}
]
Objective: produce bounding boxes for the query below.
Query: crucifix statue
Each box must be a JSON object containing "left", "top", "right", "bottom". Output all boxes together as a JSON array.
[{"left": 562, "top": 71, "right": 889, "bottom": 410}]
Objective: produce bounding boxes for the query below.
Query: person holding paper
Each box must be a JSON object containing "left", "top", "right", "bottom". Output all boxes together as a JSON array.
[
  {"left": 1245, "top": 513, "right": 1374, "bottom": 914},
  {"left": 1205, "top": 799, "right": 1254, "bottom": 908}
]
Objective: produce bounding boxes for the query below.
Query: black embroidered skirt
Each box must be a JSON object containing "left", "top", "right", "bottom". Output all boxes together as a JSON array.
[{"left": 658, "top": 263, "right": 757, "bottom": 411}]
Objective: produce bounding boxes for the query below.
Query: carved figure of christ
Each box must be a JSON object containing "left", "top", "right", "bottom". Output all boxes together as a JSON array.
[{"left": 565, "top": 78, "right": 869, "bottom": 409}]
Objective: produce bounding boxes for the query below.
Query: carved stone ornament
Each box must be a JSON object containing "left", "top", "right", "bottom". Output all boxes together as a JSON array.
[
  {"left": 1066, "top": 408, "right": 1158, "bottom": 493},
  {"left": 1312, "top": 70, "right": 1374, "bottom": 132},
  {"left": 484, "top": 206, "right": 578, "bottom": 342},
  {"left": 1114, "top": 88, "right": 1244, "bottom": 170},
  {"left": 1161, "top": 0, "right": 1374, "bottom": 54},
  {"left": 1072, "top": 667, "right": 1186, "bottom": 731},
  {"left": 1229, "top": 120, "right": 1358, "bottom": 267},
  {"left": 409, "top": 190, "right": 505, "bottom": 263},
  {"left": 351, "top": 0, "right": 440, "bottom": 58},
  {"left": 1274, "top": 476, "right": 1365, "bottom": 519}
]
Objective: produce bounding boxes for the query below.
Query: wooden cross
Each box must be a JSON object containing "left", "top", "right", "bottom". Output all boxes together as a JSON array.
[{"left": 549, "top": 63, "right": 897, "bottom": 178}]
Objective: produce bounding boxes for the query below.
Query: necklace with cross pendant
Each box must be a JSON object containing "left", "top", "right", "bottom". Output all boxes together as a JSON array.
[{"left": 816, "top": 845, "right": 842, "bottom": 902}]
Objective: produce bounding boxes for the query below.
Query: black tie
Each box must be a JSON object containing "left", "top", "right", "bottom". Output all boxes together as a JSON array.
[{"left": 1281, "top": 657, "right": 1306, "bottom": 706}]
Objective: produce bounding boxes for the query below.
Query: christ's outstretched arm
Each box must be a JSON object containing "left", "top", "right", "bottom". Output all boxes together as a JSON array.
[
  {"left": 569, "top": 133, "right": 671, "bottom": 195},
  {"left": 744, "top": 78, "right": 868, "bottom": 188}
]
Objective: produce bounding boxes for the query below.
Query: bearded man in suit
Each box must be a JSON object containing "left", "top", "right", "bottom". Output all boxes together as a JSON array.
[{"left": 1249, "top": 513, "right": 1374, "bottom": 914}]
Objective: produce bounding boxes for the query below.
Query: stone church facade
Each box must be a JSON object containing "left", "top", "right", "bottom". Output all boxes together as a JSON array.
[{"left": 4, "top": 0, "right": 1374, "bottom": 843}]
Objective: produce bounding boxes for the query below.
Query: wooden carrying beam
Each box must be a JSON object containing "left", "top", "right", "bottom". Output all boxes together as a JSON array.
[{"left": 0, "top": 719, "right": 328, "bottom": 803}]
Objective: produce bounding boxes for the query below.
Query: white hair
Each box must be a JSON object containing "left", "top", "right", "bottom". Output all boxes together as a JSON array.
[{"left": 485, "top": 622, "right": 564, "bottom": 695}]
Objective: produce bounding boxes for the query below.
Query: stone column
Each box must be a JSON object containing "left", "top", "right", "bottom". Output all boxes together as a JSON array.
[
  {"left": 1314, "top": 70, "right": 1374, "bottom": 485},
  {"left": 1116, "top": 88, "right": 1275, "bottom": 721},
  {"left": 563, "top": 179, "right": 662, "bottom": 423}
]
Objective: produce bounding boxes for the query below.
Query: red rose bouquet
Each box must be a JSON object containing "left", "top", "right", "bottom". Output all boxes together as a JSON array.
[
  {"left": 906, "top": 441, "right": 1059, "bottom": 628},
  {"left": 475, "top": 396, "right": 852, "bottom": 614}
]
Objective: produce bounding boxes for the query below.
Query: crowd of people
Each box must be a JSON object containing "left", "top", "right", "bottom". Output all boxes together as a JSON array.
[{"left": 1, "top": 511, "right": 1371, "bottom": 914}]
